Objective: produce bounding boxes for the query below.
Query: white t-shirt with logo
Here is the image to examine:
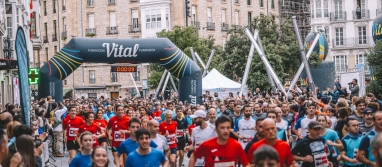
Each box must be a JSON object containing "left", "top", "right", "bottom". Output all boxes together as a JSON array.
[
  {"left": 234, "top": 117, "right": 257, "bottom": 149},
  {"left": 191, "top": 124, "right": 218, "bottom": 166},
  {"left": 294, "top": 116, "right": 316, "bottom": 137},
  {"left": 151, "top": 134, "right": 169, "bottom": 152}
]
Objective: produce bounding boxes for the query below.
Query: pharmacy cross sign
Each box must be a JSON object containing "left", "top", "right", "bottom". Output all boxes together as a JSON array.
[{"left": 28, "top": 68, "right": 39, "bottom": 84}]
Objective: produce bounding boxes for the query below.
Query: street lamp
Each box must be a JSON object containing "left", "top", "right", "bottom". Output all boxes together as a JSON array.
[{"left": 3, "top": 36, "right": 13, "bottom": 59}]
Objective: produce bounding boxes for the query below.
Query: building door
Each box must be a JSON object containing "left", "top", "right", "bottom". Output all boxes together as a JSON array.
[{"left": 111, "top": 92, "right": 119, "bottom": 99}]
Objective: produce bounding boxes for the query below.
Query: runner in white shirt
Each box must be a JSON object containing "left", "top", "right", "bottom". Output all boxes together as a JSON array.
[
  {"left": 184, "top": 110, "right": 217, "bottom": 167},
  {"left": 147, "top": 120, "right": 169, "bottom": 152},
  {"left": 294, "top": 102, "right": 317, "bottom": 139},
  {"left": 234, "top": 105, "right": 257, "bottom": 149},
  {"left": 275, "top": 107, "right": 292, "bottom": 142}
]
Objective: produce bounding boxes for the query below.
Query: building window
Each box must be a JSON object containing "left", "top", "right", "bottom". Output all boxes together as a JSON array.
[
  {"left": 248, "top": 12, "right": 252, "bottom": 26},
  {"left": 89, "top": 70, "right": 96, "bottom": 84},
  {"left": 111, "top": 72, "right": 117, "bottom": 82},
  {"left": 63, "top": 80, "right": 67, "bottom": 86},
  {"left": 45, "top": 48, "right": 49, "bottom": 61},
  {"left": 247, "top": 0, "right": 251, "bottom": 5},
  {"left": 43, "top": 1, "right": 47, "bottom": 15},
  {"left": 322, "top": 0, "right": 328, "bottom": 17},
  {"left": 6, "top": 17, "right": 12, "bottom": 38},
  {"left": 192, "top": 6, "right": 197, "bottom": 26},
  {"left": 166, "top": 8, "right": 169, "bottom": 28},
  {"left": 235, "top": 0, "right": 239, "bottom": 3},
  {"left": 63, "top": 17, "right": 66, "bottom": 32},
  {"left": 31, "top": 12, "right": 37, "bottom": 37},
  {"left": 260, "top": 0, "right": 263, "bottom": 7},
  {"left": 54, "top": 46, "right": 57, "bottom": 54},
  {"left": 271, "top": 0, "right": 275, "bottom": 9},
  {"left": 132, "top": 10, "right": 139, "bottom": 31},
  {"left": 356, "top": 54, "right": 369, "bottom": 71},
  {"left": 134, "top": 68, "right": 140, "bottom": 81},
  {"left": 335, "top": 27, "right": 344, "bottom": 45},
  {"left": 324, "top": 26, "right": 329, "bottom": 42},
  {"left": 334, "top": 0, "right": 342, "bottom": 18},
  {"left": 53, "top": 0, "right": 57, "bottom": 13},
  {"left": 146, "top": 9, "right": 161, "bottom": 29},
  {"left": 333, "top": 55, "right": 347, "bottom": 73},
  {"left": 44, "top": 22, "right": 47, "bottom": 36},
  {"left": 316, "top": 0, "right": 322, "bottom": 18},
  {"left": 235, "top": 11, "right": 239, "bottom": 25},
  {"left": 87, "top": 0, "right": 94, "bottom": 6},
  {"left": 109, "top": 12, "right": 116, "bottom": 33},
  {"left": 222, "top": 9, "right": 227, "bottom": 30},
  {"left": 88, "top": 14, "right": 95, "bottom": 33},
  {"left": 358, "top": 26, "right": 366, "bottom": 44}
]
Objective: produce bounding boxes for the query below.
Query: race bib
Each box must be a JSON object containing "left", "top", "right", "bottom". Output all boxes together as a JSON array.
[
  {"left": 353, "top": 148, "right": 358, "bottom": 159},
  {"left": 69, "top": 128, "right": 79, "bottom": 137},
  {"left": 114, "top": 131, "right": 125, "bottom": 142},
  {"left": 176, "top": 130, "right": 184, "bottom": 138},
  {"left": 313, "top": 152, "right": 329, "bottom": 167},
  {"left": 154, "top": 117, "right": 161, "bottom": 121},
  {"left": 195, "top": 141, "right": 204, "bottom": 149},
  {"left": 241, "top": 136, "right": 253, "bottom": 144},
  {"left": 214, "top": 161, "right": 235, "bottom": 167},
  {"left": 167, "top": 134, "right": 176, "bottom": 145}
]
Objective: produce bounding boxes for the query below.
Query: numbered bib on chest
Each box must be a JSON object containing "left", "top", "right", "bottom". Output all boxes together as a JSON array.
[
  {"left": 313, "top": 152, "right": 329, "bottom": 167},
  {"left": 167, "top": 134, "right": 176, "bottom": 144},
  {"left": 114, "top": 131, "right": 125, "bottom": 142},
  {"left": 176, "top": 130, "right": 184, "bottom": 138},
  {"left": 214, "top": 161, "right": 235, "bottom": 167},
  {"left": 69, "top": 128, "right": 79, "bottom": 137}
]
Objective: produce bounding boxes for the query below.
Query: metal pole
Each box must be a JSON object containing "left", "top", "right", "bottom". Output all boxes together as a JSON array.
[
  {"left": 287, "top": 32, "right": 321, "bottom": 95},
  {"left": 162, "top": 72, "right": 171, "bottom": 93},
  {"left": 130, "top": 73, "right": 141, "bottom": 97},
  {"left": 190, "top": 47, "right": 197, "bottom": 63},
  {"left": 170, "top": 76, "right": 178, "bottom": 92},
  {"left": 239, "top": 31, "right": 257, "bottom": 97},
  {"left": 244, "top": 28, "right": 287, "bottom": 96},
  {"left": 291, "top": 16, "right": 317, "bottom": 96},
  {"left": 154, "top": 70, "right": 168, "bottom": 98},
  {"left": 254, "top": 31, "right": 277, "bottom": 93},
  {"left": 202, "top": 49, "right": 215, "bottom": 77},
  {"left": 194, "top": 52, "right": 207, "bottom": 69}
]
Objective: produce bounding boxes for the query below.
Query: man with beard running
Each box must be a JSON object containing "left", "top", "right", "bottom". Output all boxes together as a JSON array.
[
  {"left": 189, "top": 115, "right": 250, "bottom": 167},
  {"left": 234, "top": 105, "right": 257, "bottom": 149},
  {"left": 185, "top": 110, "right": 217, "bottom": 167},
  {"left": 206, "top": 108, "right": 217, "bottom": 127},
  {"left": 173, "top": 107, "right": 188, "bottom": 167},
  {"left": 252, "top": 103, "right": 266, "bottom": 119}
]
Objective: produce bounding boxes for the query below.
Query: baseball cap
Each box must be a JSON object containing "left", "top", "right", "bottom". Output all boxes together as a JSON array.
[
  {"left": 190, "top": 110, "right": 206, "bottom": 119},
  {"left": 364, "top": 107, "right": 374, "bottom": 114},
  {"left": 308, "top": 121, "right": 323, "bottom": 129}
]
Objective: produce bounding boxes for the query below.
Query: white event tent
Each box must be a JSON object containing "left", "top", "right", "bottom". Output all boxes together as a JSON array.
[{"left": 202, "top": 68, "right": 247, "bottom": 99}]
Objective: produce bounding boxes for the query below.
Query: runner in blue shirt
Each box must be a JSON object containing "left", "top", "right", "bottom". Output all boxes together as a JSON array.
[
  {"left": 69, "top": 132, "right": 93, "bottom": 167},
  {"left": 340, "top": 118, "right": 363, "bottom": 167},
  {"left": 357, "top": 111, "right": 382, "bottom": 167},
  {"left": 125, "top": 128, "right": 168, "bottom": 167}
]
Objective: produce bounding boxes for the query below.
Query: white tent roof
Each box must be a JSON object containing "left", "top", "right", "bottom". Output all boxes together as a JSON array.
[{"left": 202, "top": 68, "right": 242, "bottom": 90}]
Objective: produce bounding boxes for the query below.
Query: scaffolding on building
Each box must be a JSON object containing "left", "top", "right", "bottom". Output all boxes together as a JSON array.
[{"left": 279, "top": 0, "right": 311, "bottom": 41}]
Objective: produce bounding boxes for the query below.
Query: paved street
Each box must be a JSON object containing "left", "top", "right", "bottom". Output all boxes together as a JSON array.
[{"left": 49, "top": 149, "right": 190, "bottom": 167}]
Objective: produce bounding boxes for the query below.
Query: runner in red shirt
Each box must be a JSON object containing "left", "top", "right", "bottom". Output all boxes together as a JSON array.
[
  {"left": 159, "top": 110, "right": 178, "bottom": 167},
  {"left": 78, "top": 112, "right": 104, "bottom": 148},
  {"left": 190, "top": 115, "right": 250, "bottom": 167},
  {"left": 63, "top": 105, "right": 85, "bottom": 162},
  {"left": 247, "top": 118, "right": 293, "bottom": 167},
  {"left": 93, "top": 109, "right": 108, "bottom": 148},
  {"left": 107, "top": 105, "right": 130, "bottom": 167},
  {"left": 152, "top": 103, "right": 163, "bottom": 122}
]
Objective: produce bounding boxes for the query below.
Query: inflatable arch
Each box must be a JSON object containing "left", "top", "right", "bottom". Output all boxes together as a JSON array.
[{"left": 38, "top": 38, "right": 202, "bottom": 104}]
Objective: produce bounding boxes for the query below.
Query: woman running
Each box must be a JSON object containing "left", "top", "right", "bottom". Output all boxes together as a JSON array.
[
  {"left": 90, "top": 146, "right": 109, "bottom": 167},
  {"left": 69, "top": 131, "right": 93, "bottom": 167},
  {"left": 93, "top": 110, "right": 108, "bottom": 148},
  {"left": 78, "top": 112, "right": 104, "bottom": 148}
]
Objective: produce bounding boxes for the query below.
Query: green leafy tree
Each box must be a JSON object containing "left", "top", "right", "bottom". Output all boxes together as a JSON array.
[
  {"left": 220, "top": 15, "right": 321, "bottom": 91},
  {"left": 148, "top": 26, "right": 223, "bottom": 89},
  {"left": 366, "top": 40, "right": 382, "bottom": 99}
]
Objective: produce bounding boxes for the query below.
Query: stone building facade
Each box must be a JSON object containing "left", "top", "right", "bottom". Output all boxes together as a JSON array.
[{"left": 38, "top": 0, "right": 278, "bottom": 99}]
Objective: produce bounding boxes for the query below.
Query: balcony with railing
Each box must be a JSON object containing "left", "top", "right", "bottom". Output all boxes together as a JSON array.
[
  {"left": 353, "top": 9, "right": 370, "bottom": 20},
  {"left": 332, "top": 36, "right": 374, "bottom": 49},
  {"left": 62, "top": 5, "right": 66, "bottom": 11},
  {"left": 191, "top": 21, "right": 200, "bottom": 29},
  {"left": 52, "top": 34, "right": 57, "bottom": 42},
  {"left": 61, "top": 31, "right": 67, "bottom": 40},
  {"left": 206, "top": 22, "right": 215, "bottom": 30},
  {"left": 377, "top": 8, "right": 382, "bottom": 16},
  {"left": 128, "top": 24, "right": 141, "bottom": 33},
  {"left": 106, "top": 26, "right": 118, "bottom": 35},
  {"left": 221, "top": 23, "right": 229, "bottom": 31},
  {"left": 330, "top": 12, "right": 346, "bottom": 22},
  {"left": 43, "top": 36, "right": 48, "bottom": 43},
  {"left": 85, "top": 28, "right": 96, "bottom": 36},
  {"left": 89, "top": 78, "right": 96, "bottom": 84}
]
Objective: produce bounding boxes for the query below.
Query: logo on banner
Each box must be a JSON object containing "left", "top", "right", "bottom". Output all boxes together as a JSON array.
[
  {"left": 102, "top": 43, "right": 139, "bottom": 57},
  {"left": 216, "top": 88, "right": 226, "bottom": 92}
]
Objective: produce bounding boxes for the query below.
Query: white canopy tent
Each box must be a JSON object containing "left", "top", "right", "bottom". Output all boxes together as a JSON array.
[{"left": 202, "top": 68, "right": 248, "bottom": 99}]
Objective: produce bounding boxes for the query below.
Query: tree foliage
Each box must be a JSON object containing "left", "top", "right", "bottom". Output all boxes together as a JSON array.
[
  {"left": 219, "top": 15, "right": 322, "bottom": 91},
  {"left": 366, "top": 40, "right": 382, "bottom": 99},
  {"left": 148, "top": 26, "right": 223, "bottom": 89}
]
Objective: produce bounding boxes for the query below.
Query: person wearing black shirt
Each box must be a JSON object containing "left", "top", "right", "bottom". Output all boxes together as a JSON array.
[
  {"left": 172, "top": 107, "right": 188, "bottom": 167},
  {"left": 292, "top": 121, "right": 333, "bottom": 167},
  {"left": 244, "top": 118, "right": 265, "bottom": 153},
  {"left": 223, "top": 100, "right": 235, "bottom": 116}
]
